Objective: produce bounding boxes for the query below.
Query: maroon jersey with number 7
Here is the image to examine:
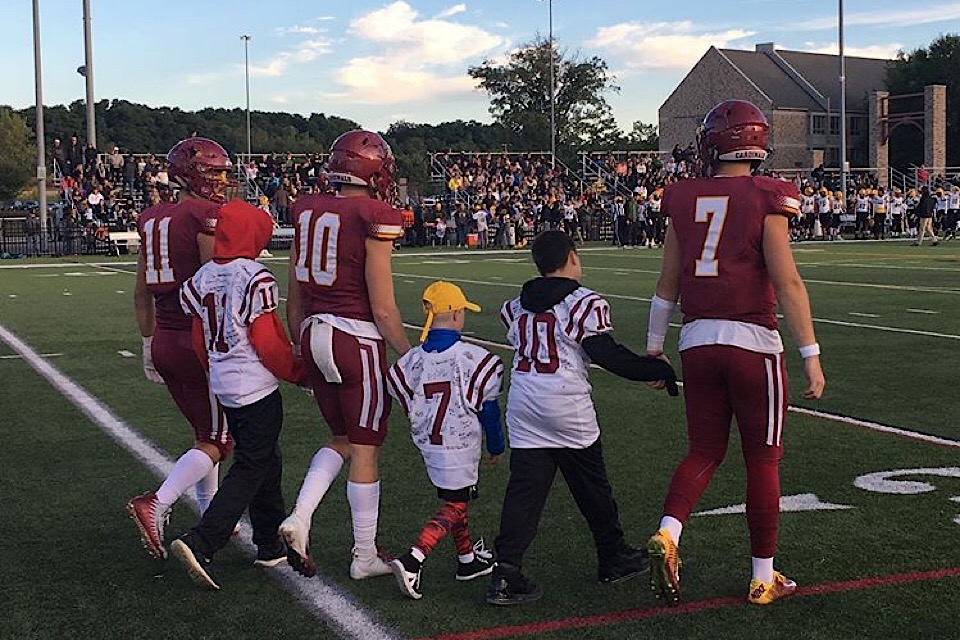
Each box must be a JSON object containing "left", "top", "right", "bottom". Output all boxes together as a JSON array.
[
  {"left": 662, "top": 175, "right": 801, "bottom": 331},
  {"left": 291, "top": 193, "right": 403, "bottom": 322},
  {"left": 138, "top": 199, "right": 219, "bottom": 331}
]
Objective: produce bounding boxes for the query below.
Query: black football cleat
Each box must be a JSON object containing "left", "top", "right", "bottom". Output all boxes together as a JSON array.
[
  {"left": 170, "top": 535, "right": 220, "bottom": 591},
  {"left": 485, "top": 564, "right": 544, "bottom": 606},
  {"left": 598, "top": 543, "right": 651, "bottom": 585}
]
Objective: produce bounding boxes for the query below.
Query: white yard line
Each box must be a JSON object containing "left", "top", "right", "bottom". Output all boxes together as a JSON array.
[
  {"left": 0, "top": 324, "right": 403, "bottom": 640},
  {"left": 393, "top": 272, "right": 960, "bottom": 341},
  {"left": 0, "top": 261, "right": 138, "bottom": 269},
  {"left": 906, "top": 308, "right": 940, "bottom": 315},
  {"left": 803, "top": 279, "right": 960, "bottom": 295},
  {"left": 398, "top": 322, "right": 960, "bottom": 450},
  {"left": 848, "top": 312, "right": 881, "bottom": 318},
  {"left": 0, "top": 352, "right": 61, "bottom": 360},
  {"left": 800, "top": 262, "right": 960, "bottom": 273}
]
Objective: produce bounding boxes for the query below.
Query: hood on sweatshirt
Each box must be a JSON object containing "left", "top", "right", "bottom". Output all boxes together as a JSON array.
[
  {"left": 519, "top": 277, "right": 580, "bottom": 313},
  {"left": 213, "top": 200, "right": 274, "bottom": 262}
]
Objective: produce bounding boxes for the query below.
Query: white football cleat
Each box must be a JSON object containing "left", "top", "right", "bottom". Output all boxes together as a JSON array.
[
  {"left": 279, "top": 512, "right": 315, "bottom": 577},
  {"left": 350, "top": 547, "right": 393, "bottom": 580}
]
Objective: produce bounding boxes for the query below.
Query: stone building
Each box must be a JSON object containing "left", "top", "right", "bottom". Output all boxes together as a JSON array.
[{"left": 659, "top": 43, "right": 890, "bottom": 171}]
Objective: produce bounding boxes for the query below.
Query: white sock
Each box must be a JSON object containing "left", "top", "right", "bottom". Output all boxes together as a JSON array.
[
  {"left": 752, "top": 556, "right": 775, "bottom": 583},
  {"left": 195, "top": 463, "right": 219, "bottom": 514},
  {"left": 458, "top": 552, "right": 475, "bottom": 564},
  {"left": 659, "top": 515, "right": 684, "bottom": 545},
  {"left": 293, "top": 448, "right": 344, "bottom": 520},
  {"left": 347, "top": 480, "right": 380, "bottom": 559},
  {"left": 156, "top": 448, "right": 215, "bottom": 510},
  {"left": 410, "top": 547, "right": 426, "bottom": 563}
]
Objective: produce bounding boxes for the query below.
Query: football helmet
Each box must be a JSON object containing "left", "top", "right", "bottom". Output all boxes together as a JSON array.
[
  {"left": 167, "top": 138, "right": 233, "bottom": 204},
  {"left": 326, "top": 130, "right": 396, "bottom": 200},
  {"left": 697, "top": 100, "right": 770, "bottom": 177}
]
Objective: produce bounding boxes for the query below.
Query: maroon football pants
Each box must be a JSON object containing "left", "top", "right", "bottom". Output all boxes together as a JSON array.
[
  {"left": 152, "top": 328, "right": 230, "bottom": 455},
  {"left": 663, "top": 345, "right": 787, "bottom": 558}
]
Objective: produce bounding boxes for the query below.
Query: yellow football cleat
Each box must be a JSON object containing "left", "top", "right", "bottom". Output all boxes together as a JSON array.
[
  {"left": 647, "top": 528, "right": 681, "bottom": 606},
  {"left": 748, "top": 571, "right": 797, "bottom": 605}
]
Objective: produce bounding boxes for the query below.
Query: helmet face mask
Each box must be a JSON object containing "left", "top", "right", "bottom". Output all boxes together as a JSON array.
[
  {"left": 697, "top": 100, "right": 770, "bottom": 178},
  {"left": 326, "top": 130, "right": 396, "bottom": 201},
  {"left": 167, "top": 137, "right": 233, "bottom": 204}
]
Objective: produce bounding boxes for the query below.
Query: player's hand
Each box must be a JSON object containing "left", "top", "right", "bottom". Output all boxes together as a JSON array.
[
  {"left": 141, "top": 336, "right": 164, "bottom": 385},
  {"left": 801, "top": 355, "right": 825, "bottom": 400},
  {"left": 645, "top": 352, "right": 671, "bottom": 391},
  {"left": 487, "top": 454, "right": 500, "bottom": 466}
]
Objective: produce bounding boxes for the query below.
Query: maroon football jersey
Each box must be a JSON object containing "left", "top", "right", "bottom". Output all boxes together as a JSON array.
[
  {"left": 292, "top": 194, "right": 403, "bottom": 321},
  {"left": 663, "top": 175, "right": 801, "bottom": 331},
  {"left": 138, "top": 199, "right": 219, "bottom": 331}
]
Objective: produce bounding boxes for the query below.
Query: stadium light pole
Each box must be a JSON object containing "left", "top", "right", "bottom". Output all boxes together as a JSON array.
[
  {"left": 82, "top": 0, "right": 96, "bottom": 148},
  {"left": 548, "top": 0, "right": 556, "bottom": 168},
  {"left": 32, "top": 0, "right": 48, "bottom": 235},
  {"left": 241, "top": 35, "right": 252, "bottom": 159},
  {"left": 839, "top": 0, "right": 847, "bottom": 199}
]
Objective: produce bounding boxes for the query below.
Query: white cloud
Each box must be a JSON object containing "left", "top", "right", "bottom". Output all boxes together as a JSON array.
[
  {"left": 248, "top": 38, "right": 333, "bottom": 77},
  {"left": 588, "top": 21, "right": 755, "bottom": 71},
  {"left": 275, "top": 25, "right": 326, "bottom": 36},
  {"left": 316, "top": 15, "right": 335, "bottom": 21},
  {"left": 800, "top": 42, "right": 902, "bottom": 60},
  {"left": 797, "top": 3, "right": 960, "bottom": 30},
  {"left": 329, "top": 1, "right": 505, "bottom": 105},
  {"left": 435, "top": 3, "right": 467, "bottom": 19}
]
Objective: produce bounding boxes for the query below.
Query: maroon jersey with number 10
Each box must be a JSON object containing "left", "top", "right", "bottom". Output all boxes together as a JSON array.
[
  {"left": 663, "top": 175, "right": 801, "bottom": 331},
  {"left": 291, "top": 194, "right": 403, "bottom": 322},
  {"left": 138, "top": 199, "right": 219, "bottom": 331}
]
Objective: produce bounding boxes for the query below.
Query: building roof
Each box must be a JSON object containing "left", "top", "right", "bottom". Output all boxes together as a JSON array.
[{"left": 718, "top": 46, "right": 890, "bottom": 113}]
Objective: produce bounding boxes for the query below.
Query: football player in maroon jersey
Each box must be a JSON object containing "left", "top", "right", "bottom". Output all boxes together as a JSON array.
[
  {"left": 281, "top": 130, "right": 410, "bottom": 580},
  {"left": 127, "top": 138, "right": 235, "bottom": 560},
  {"left": 644, "top": 100, "right": 825, "bottom": 606}
]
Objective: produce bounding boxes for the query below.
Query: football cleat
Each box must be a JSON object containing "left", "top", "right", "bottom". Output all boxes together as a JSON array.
[
  {"left": 389, "top": 553, "right": 423, "bottom": 600},
  {"left": 456, "top": 538, "right": 496, "bottom": 581},
  {"left": 748, "top": 571, "right": 797, "bottom": 605},
  {"left": 126, "top": 492, "right": 170, "bottom": 560},
  {"left": 350, "top": 547, "right": 393, "bottom": 580},
  {"left": 170, "top": 536, "right": 220, "bottom": 591},
  {"left": 647, "top": 529, "right": 682, "bottom": 606},
  {"left": 279, "top": 511, "right": 315, "bottom": 577}
]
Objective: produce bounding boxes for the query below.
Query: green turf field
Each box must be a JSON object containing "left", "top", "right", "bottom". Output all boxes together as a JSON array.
[{"left": 1, "top": 240, "right": 958, "bottom": 640}]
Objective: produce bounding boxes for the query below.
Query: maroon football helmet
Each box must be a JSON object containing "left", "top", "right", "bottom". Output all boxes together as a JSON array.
[
  {"left": 326, "top": 130, "right": 396, "bottom": 200},
  {"left": 696, "top": 100, "right": 770, "bottom": 177},
  {"left": 167, "top": 137, "right": 233, "bottom": 203}
]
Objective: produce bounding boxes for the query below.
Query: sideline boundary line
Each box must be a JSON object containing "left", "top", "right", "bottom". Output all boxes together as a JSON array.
[
  {"left": 414, "top": 566, "right": 960, "bottom": 640},
  {"left": 0, "top": 324, "right": 404, "bottom": 640}
]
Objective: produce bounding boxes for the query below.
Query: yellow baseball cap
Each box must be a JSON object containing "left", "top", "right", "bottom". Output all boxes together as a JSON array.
[{"left": 420, "top": 281, "right": 481, "bottom": 342}]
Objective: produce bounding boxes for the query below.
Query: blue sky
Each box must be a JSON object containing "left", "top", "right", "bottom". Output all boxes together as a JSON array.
[{"left": 4, "top": 1, "right": 957, "bottom": 135}]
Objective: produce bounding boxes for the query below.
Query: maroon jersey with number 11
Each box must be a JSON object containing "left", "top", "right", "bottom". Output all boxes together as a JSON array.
[
  {"left": 138, "top": 199, "right": 219, "bottom": 331},
  {"left": 291, "top": 194, "right": 403, "bottom": 322},
  {"left": 663, "top": 175, "right": 801, "bottom": 331}
]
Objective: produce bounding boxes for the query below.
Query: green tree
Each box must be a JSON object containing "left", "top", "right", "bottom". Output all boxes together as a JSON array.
[
  {"left": 468, "top": 37, "right": 621, "bottom": 153},
  {"left": 626, "top": 120, "right": 659, "bottom": 151},
  {"left": 0, "top": 107, "right": 34, "bottom": 199},
  {"left": 886, "top": 34, "right": 960, "bottom": 167}
]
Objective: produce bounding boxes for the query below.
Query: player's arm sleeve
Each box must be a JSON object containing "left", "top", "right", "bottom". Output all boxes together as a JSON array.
[
  {"left": 249, "top": 313, "right": 304, "bottom": 384},
  {"left": 245, "top": 273, "right": 304, "bottom": 384},
  {"left": 195, "top": 203, "right": 219, "bottom": 236},
  {"left": 766, "top": 183, "right": 802, "bottom": 219},
  {"left": 367, "top": 204, "right": 404, "bottom": 241},
  {"left": 480, "top": 401, "right": 505, "bottom": 456},
  {"left": 499, "top": 300, "right": 515, "bottom": 330},
  {"left": 581, "top": 334, "right": 678, "bottom": 395},
  {"left": 384, "top": 361, "right": 413, "bottom": 416}
]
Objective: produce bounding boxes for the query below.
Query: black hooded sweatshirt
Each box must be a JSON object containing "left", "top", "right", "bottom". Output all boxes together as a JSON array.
[{"left": 519, "top": 277, "right": 678, "bottom": 395}]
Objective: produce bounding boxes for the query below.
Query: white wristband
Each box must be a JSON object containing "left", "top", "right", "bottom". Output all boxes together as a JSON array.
[
  {"left": 799, "top": 343, "right": 820, "bottom": 359},
  {"left": 142, "top": 335, "right": 153, "bottom": 348},
  {"left": 646, "top": 294, "right": 677, "bottom": 353}
]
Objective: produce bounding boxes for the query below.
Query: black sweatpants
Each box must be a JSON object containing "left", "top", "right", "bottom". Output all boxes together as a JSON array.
[
  {"left": 494, "top": 438, "right": 625, "bottom": 569},
  {"left": 190, "top": 389, "right": 286, "bottom": 558}
]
